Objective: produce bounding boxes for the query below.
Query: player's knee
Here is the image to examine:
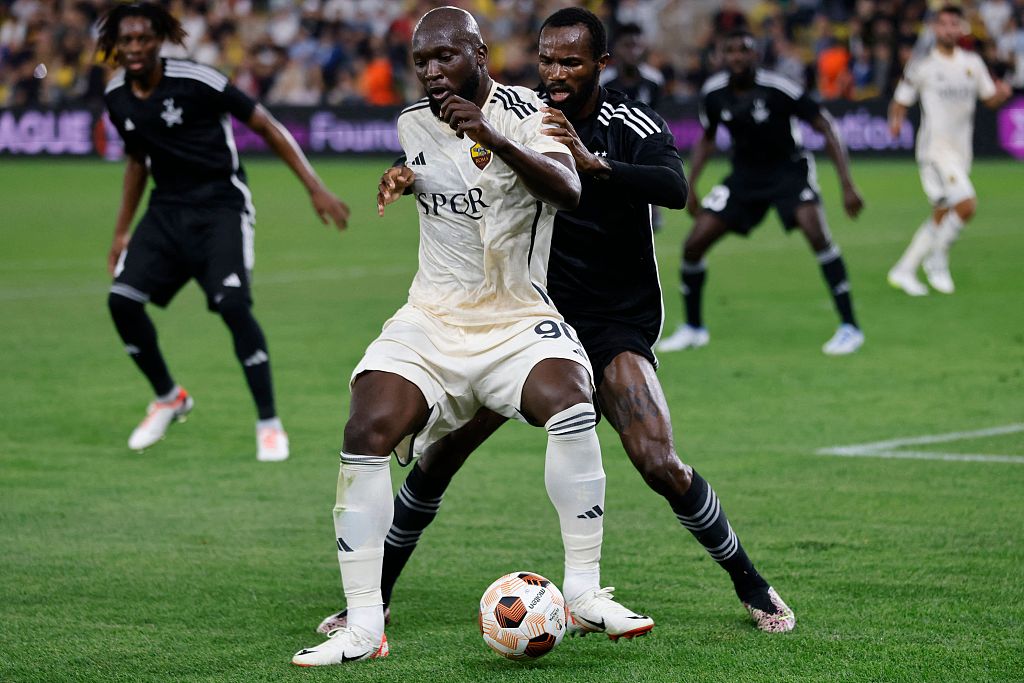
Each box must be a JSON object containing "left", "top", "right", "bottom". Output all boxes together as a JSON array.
[
  {"left": 214, "top": 293, "right": 252, "bottom": 325},
  {"left": 108, "top": 292, "right": 144, "bottom": 322},
  {"left": 544, "top": 402, "right": 598, "bottom": 439},
  {"left": 343, "top": 413, "right": 402, "bottom": 457},
  {"left": 955, "top": 198, "right": 976, "bottom": 222}
]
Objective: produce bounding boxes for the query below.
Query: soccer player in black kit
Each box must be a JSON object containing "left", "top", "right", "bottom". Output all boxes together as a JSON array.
[
  {"left": 318, "top": 8, "right": 796, "bottom": 636},
  {"left": 99, "top": 3, "right": 349, "bottom": 460},
  {"left": 657, "top": 30, "right": 866, "bottom": 356}
]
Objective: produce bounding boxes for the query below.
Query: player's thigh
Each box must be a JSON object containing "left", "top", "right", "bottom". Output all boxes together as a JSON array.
[
  {"left": 418, "top": 408, "right": 508, "bottom": 480},
  {"left": 792, "top": 202, "right": 834, "bottom": 252},
  {"left": 597, "top": 351, "right": 673, "bottom": 445},
  {"left": 112, "top": 207, "right": 190, "bottom": 308},
  {"left": 346, "top": 370, "right": 431, "bottom": 456},
  {"left": 700, "top": 176, "right": 768, "bottom": 237},
  {"left": 919, "top": 160, "right": 975, "bottom": 210},
  {"left": 192, "top": 207, "right": 254, "bottom": 312},
  {"left": 474, "top": 317, "right": 594, "bottom": 427}
]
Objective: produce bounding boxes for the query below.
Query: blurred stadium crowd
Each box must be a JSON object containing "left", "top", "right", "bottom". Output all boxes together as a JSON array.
[{"left": 3, "top": 0, "right": 1023, "bottom": 109}]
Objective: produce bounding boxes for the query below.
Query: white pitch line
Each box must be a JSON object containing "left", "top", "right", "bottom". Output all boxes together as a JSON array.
[{"left": 817, "top": 424, "right": 1024, "bottom": 464}]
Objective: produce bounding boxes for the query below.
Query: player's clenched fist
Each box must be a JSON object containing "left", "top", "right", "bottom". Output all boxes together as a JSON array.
[
  {"left": 439, "top": 95, "right": 504, "bottom": 149},
  {"left": 377, "top": 165, "right": 416, "bottom": 216}
]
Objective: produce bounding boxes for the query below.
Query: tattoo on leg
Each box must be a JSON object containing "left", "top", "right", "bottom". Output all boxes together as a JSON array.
[{"left": 608, "top": 384, "right": 661, "bottom": 431}]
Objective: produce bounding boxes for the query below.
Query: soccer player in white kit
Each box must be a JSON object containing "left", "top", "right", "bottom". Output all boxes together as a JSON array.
[
  {"left": 887, "top": 5, "right": 1012, "bottom": 296},
  {"left": 292, "top": 6, "right": 652, "bottom": 667}
]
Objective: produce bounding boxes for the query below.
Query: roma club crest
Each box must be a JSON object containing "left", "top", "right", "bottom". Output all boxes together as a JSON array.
[{"left": 470, "top": 143, "right": 492, "bottom": 170}]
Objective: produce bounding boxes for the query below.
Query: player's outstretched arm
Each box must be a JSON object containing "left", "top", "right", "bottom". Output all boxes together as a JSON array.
[
  {"left": 540, "top": 107, "right": 687, "bottom": 210},
  {"left": 439, "top": 95, "right": 581, "bottom": 210},
  {"left": 108, "top": 154, "right": 148, "bottom": 275},
  {"left": 377, "top": 166, "right": 415, "bottom": 217},
  {"left": 888, "top": 101, "right": 909, "bottom": 139},
  {"left": 983, "top": 80, "right": 1013, "bottom": 109},
  {"left": 686, "top": 131, "right": 717, "bottom": 217},
  {"left": 246, "top": 105, "right": 351, "bottom": 230},
  {"left": 811, "top": 111, "right": 864, "bottom": 219}
]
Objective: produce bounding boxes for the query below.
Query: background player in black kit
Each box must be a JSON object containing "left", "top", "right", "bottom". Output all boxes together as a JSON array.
[
  {"left": 318, "top": 8, "right": 796, "bottom": 636},
  {"left": 657, "top": 30, "right": 866, "bottom": 356},
  {"left": 99, "top": 3, "right": 349, "bottom": 460}
]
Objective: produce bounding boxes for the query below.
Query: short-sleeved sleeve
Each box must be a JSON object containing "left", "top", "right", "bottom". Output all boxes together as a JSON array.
[
  {"left": 507, "top": 88, "right": 570, "bottom": 156},
  {"left": 973, "top": 54, "right": 997, "bottom": 101},
  {"left": 791, "top": 91, "right": 822, "bottom": 122},
  {"left": 217, "top": 84, "right": 257, "bottom": 122},
  {"left": 893, "top": 59, "right": 921, "bottom": 106},
  {"left": 698, "top": 91, "right": 719, "bottom": 132}
]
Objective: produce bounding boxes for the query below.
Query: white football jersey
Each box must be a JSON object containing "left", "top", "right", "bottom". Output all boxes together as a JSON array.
[
  {"left": 397, "top": 81, "right": 571, "bottom": 326},
  {"left": 893, "top": 47, "right": 997, "bottom": 167}
]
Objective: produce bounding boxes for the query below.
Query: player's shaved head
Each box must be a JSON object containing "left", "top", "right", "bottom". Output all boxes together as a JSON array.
[{"left": 413, "top": 6, "right": 484, "bottom": 51}]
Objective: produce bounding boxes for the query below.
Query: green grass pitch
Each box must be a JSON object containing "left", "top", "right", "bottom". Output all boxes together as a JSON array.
[{"left": 1, "top": 157, "right": 1022, "bottom": 682}]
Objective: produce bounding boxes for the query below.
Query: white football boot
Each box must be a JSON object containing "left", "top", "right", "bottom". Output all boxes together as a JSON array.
[
  {"left": 256, "top": 423, "right": 289, "bottom": 462},
  {"left": 128, "top": 388, "right": 193, "bottom": 451},
  {"left": 317, "top": 606, "right": 391, "bottom": 635},
  {"left": 292, "top": 627, "right": 389, "bottom": 666},
  {"left": 655, "top": 324, "right": 710, "bottom": 352},
  {"left": 922, "top": 250, "right": 955, "bottom": 294},
  {"left": 566, "top": 587, "right": 654, "bottom": 640},
  {"left": 886, "top": 268, "right": 928, "bottom": 297},
  {"left": 822, "top": 324, "right": 865, "bottom": 355},
  {"left": 742, "top": 587, "right": 796, "bottom": 633}
]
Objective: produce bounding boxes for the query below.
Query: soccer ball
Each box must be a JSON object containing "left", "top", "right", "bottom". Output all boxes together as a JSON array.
[{"left": 478, "top": 571, "right": 567, "bottom": 660}]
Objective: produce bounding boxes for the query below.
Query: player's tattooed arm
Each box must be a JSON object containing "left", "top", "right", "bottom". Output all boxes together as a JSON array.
[
  {"left": 108, "top": 153, "right": 148, "bottom": 275},
  {"left": 377, "top": 166, "right": 416, "bottom": 217},
  {"left": 811, "top": 111, "right": 864, "bottom": 219},
  {"left": 246, "top": 105, "right": 351, "bottom": 230},
  {"left": 439, "top": 95, "right": 581, "bottom": 210}
]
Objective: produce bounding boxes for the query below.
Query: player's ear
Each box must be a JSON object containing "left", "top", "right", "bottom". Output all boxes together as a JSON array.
[
  {"left": 596, "top": 52, "right": 611, "bottom": 72},
  {"left": 476, "top": 42, "right": 488, "bottom": 65}
]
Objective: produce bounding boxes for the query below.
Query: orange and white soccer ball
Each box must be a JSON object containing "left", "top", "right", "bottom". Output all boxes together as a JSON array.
[{"left": 478, "top": 571, "right": 567, "bottom": 660}]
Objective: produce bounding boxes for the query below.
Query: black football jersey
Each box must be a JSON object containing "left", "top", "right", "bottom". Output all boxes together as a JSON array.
[
  {"left": 544, "top": 87, "right": 683, "bottom": 334},
  {"left": 104, "top": 58, "right": 257, "bottom": 211},
  {"left": 699, "top": 68, "right": 821, "bottom": 167}
]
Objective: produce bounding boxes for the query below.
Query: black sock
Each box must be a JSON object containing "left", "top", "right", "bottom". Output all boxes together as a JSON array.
[
  {"left": 381, "top": 462, "right": 452, "bottom": 605},
  {"left": 668, "top": 470, "right": 773, "bottom": 609},
  {"left": 219, "top": 301, "right": 275, "bottom": 420},
  {"left": 817, "top": 245, "right": 857, "bottom": 328},
  {"left": 681, "top": 260, "right": 706, "bottom": 329},
  {"left": 108, "top": 293, "right": 175, "bottom": 396}
]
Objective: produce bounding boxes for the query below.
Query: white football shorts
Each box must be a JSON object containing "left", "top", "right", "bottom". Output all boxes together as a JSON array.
[
  {"left": 919, "top": 158, "right": 975, "bottom": 208},
  {"left": 351, "top": 303, "right": 593, "bottom": 461}
]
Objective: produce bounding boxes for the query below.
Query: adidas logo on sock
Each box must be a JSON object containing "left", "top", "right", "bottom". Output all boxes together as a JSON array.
[
  {"left": 243, "top": 349, "right": 269, "bottom": 367},
  {"left": 222, "top": 273, "right": 242, "bottom": 287},
  {"left": 408, "top": 151, "right": 426, "bottom": 166},
  {"left": 576, "top": 505, "right": 604, "bottom": 519}
]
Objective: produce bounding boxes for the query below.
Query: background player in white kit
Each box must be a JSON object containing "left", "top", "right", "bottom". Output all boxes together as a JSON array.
[
  {"left": 292, "top": 6, "right": 652, "bottom": 667},
  {"left": 887, "top": 5, "right": 1012, "bottom": 296}
]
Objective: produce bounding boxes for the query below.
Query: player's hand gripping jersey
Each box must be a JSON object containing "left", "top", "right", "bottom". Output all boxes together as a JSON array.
[
  {"left": 397, "top": 82, "right": 570, "bottom": 326},
  {"left": 893, "top": 47, "right": 997, "bottom": 168}
]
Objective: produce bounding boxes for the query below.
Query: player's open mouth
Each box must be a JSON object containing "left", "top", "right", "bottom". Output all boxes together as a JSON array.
[
  {"left": 429, "top": 87, "right": 452, "bottom": 102},
  {"left": 548, "top": 90, "right": 571, "bottom": 102}
]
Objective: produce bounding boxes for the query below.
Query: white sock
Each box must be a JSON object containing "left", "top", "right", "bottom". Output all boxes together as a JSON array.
[
  {"left": 893, "top": 219, "right": 936, "bottom": 273},
  {"left": 543, "top": 403, "right": 605, "bottom": 603},
  {"left": 334, "top": 452, "right": 393, "bottom": 642},
  {"left": 933, "top": 211, "right": 964, "bottom": 253},
  {"left": 156, "top": 385, "right": 180, "bottom": 402},
  {"left": 256, "top": 416, "right": 282, "bottom": 431}
]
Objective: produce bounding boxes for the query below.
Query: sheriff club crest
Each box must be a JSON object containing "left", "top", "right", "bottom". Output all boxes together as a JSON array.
[
  {"left": 752, "top": 98, "right": 769, "bottom": 123},
  {"left": 470, "top": 143, "right": 491, "bottom": 170},
  {"left": 161, "top": 98, "right": 183, "bottom": 127}
]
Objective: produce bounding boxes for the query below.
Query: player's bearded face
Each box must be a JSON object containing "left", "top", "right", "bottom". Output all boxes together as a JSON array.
[
  {"left": 413, "top": 40, "right": 482, "bottom": 116},
  {"left": 934, "top": 13, "right": 964, "bottom": 48},
  {"left": 539, "top": 27, "right": 601, "bottom": 120},
  {"left": 116, "top": 17, "right": 162, "bottom": 80},
  {"left": 724, "top": 39, "right": 755, "bottom": 77}
]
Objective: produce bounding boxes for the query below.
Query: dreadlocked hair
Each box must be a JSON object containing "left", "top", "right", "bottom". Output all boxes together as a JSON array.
[{"left": 97, "top": 2, "right": 186, "bottom": 63}]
